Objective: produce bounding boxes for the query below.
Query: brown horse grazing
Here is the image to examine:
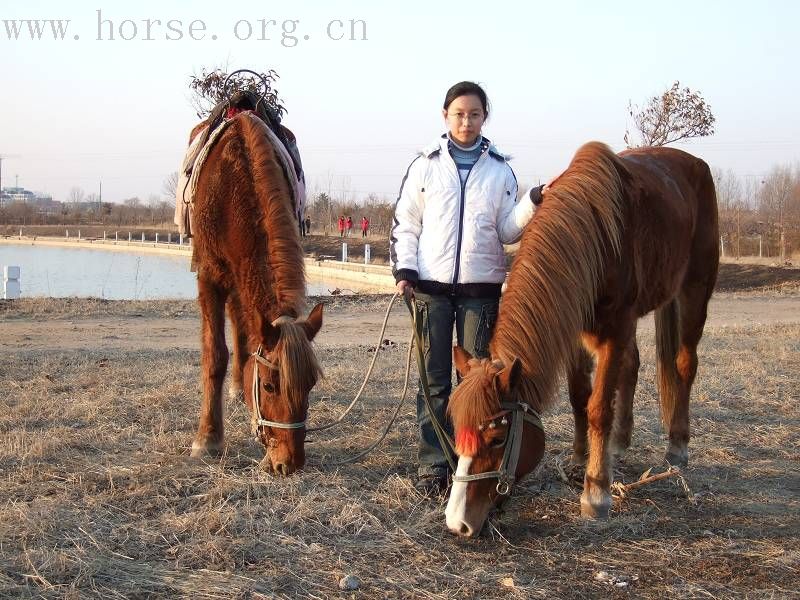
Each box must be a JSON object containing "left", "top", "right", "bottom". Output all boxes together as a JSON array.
[
  {"left": 187, "top": 112, "right": 323, "bottom": 475},
  {"left": 444, "top": 142, "right": 719, "bottom": 536}
]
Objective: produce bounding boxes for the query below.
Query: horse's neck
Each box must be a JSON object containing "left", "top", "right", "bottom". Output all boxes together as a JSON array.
[{"left": 490, "top": 287, "right": 582, "bottom": 412}]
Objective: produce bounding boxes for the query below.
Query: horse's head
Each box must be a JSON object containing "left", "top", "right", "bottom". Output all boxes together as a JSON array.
[
  {"left": 445, "top": 346, "right": 545, "bottom": 537},
  {"left": 245, "top": 303, "right": 324, "bottom": 475}
]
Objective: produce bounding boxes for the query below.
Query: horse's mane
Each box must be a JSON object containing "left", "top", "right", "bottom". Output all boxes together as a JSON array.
[
  {"left": 273, "top": 321, "right": 323, "bottom": 412},
  {"left": 495, "top": 141, "right": 626, "bottom": 411},
  {"left": 449, "top": 142, "right": 627, "bottom": 434},
  {"left": 235, "top": 113, "right": 306, "bottom": 319}
]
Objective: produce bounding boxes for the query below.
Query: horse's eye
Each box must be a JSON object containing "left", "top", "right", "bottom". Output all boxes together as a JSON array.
[
  {"left": 488, "top": 436, "right": 507, "bottom": 449},
  {"left": 263, "top": 382, "right": 275, "bottom": 393}
]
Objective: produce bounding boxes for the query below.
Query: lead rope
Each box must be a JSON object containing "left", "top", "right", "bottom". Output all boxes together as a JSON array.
[
  {"left": 307, "top": 291, "right": 403, "bottom": 434},
  {"left": 307, "top": 291, "right": 459, "bottom": 471},
  {"left": 320, "top": 330, "right": 414, "bottom": 466},
  {"left": 308, "top": 292, "right": 414, "bottom": 466}
]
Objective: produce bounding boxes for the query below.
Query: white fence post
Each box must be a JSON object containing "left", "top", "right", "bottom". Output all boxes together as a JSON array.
[
  {"left": 141, "top": 232, "right": 145, "bottom": 243},
  {"left": 3, "top": 266, "right": 20, "bottom": 300},
  {"left": 155, "top": 233, "right": 159, "bottom": 244},
  {"left": 66, "top": 229, "right": 69, "bottom": 238},
  {"left": 115, "top": 231, "right": 119, "bottom": 242},
  {"left": 342, "top": 242, "right": 348, "bottom": 263},
  {"left": 103, "top": 231, "right": 106, "bottom": 240},
  {"left": 167, "top": 233, "right": 171, "bottom": 244},
  {"left": 364, "top": 244, "right": 371, "bottom": 264},
  {"left": 78, "top": 230, "right": 81, "bottom": 240}
]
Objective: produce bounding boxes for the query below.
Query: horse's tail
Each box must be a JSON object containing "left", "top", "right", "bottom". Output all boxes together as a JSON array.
[{"left": 655, "top": 298, "right": 681, "bottom": 431}]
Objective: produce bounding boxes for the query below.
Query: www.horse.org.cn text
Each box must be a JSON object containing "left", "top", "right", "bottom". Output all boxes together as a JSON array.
[{"left": 2, "top": 11, "right": 369, "bottom": 46}]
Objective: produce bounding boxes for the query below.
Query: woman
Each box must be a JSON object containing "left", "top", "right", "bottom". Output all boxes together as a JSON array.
[{"left": 390, "top": 81, "right": 545, "bottom": 496}]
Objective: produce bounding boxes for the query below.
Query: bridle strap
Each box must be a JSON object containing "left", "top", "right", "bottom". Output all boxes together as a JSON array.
[
  {"left": 250, "top": 344, "right": 306, "bottom": 434},
  {"left": 451, "top": 401, "right": 543, "bottom": 495},
  {"left": 252, "top": 351, "right": 278, "bottom": 370}
]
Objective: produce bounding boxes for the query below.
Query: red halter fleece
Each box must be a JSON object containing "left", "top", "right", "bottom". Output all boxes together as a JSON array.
[{"left": 455, "top": 428, "right": 480, "bottom": 458}]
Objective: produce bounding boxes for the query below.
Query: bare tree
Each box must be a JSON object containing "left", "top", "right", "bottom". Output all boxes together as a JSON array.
[
  {"left": 625, "top": 81, "right": 715, "bottom": 148},
  {"left": 759, "top": 166, "right": 797, "bottom": 261},
  {"left": 162, "top": 171, "right": 179, "bottom": 202},
  {"left": 712, "top": 168, "right": 742, "bottom": 212},
  {"left": 713, "top": 169, "right": 746, "bottom": 258},
  {"left": 68, "top": 186, "right": 85, "bottom": 204}
]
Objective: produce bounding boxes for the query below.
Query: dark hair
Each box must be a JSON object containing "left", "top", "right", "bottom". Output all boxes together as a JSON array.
[{"left": 443, "top": 81, "right": 490, "bottom": 117}]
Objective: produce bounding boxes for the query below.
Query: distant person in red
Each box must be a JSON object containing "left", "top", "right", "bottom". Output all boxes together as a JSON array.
[
  {"left": 346, "top": 216, "right": 353, "bottom": 237},
  {"left": 361, "top": 216, "right": 369, "bottom": 238},
  {"left": 338, "top": 215, "right": 345, "bottom": 237}
]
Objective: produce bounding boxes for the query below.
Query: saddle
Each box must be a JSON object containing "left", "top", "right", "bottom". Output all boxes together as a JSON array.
[
  {"left": 196, "top": 90, "right": 304, "bottom": 184},
  {"left": 175, "top": 90, "right": 306, "bottom": 238}
]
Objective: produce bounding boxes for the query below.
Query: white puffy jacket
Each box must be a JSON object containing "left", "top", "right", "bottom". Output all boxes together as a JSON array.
[{"left": 390, "top": 135, "right": 534, "bottom": 291}]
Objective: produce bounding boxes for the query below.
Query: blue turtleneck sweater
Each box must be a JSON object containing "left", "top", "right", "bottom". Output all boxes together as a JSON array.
[{"left": 447, "top": 134, "right": 483, "bottom": 184}]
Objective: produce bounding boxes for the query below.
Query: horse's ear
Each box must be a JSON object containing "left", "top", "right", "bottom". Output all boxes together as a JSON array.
[
  {"left": 496, "top": 357, "right": 522, "bottom": 395},
  {"left": 453, "top": 346, "right": 473, "bottom": 378},
  {"left": 259, "top": 319, "right": 281, "bottom": 349},
  {"left": 302, "top": 303, "right": 324, "bottom": 341}
]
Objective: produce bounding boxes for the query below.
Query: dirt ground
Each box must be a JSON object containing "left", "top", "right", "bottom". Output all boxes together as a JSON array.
[
  {"left": 1, "top": 292, "right": 798, "bottom": 355},
  {"left": 0, "top": 283, "right": 799, "bottom": 597}
]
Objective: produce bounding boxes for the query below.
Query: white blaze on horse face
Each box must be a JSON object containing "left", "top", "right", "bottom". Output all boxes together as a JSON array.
[{"left": 445, "top": 456, "right": 473, "bottom": 534}]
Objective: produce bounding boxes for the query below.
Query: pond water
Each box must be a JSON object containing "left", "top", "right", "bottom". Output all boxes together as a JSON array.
[{"left": 0, "top": 244, "right": 333, "bottom": 299}]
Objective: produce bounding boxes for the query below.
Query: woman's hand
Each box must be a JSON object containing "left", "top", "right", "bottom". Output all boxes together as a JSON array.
[
  {"left": 542, "top": 171, "right": 564, "bottom": 195},
  {"left": 396, "top": 279, "right": 415, "bottom": 300}
]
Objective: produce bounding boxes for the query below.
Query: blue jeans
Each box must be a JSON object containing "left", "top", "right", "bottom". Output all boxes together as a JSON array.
[{"left": 413, "top": 291, "right": 499, "bottom": 477}]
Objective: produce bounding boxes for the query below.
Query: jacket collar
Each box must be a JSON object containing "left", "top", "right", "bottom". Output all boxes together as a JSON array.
[{"left": 421, "top": 134, "right": 509, "bottom": 162}]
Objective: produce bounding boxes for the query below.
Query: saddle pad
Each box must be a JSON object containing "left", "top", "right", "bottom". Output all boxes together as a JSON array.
[{"left": 173, "top": 112, "right": 305, "bottom": 236}]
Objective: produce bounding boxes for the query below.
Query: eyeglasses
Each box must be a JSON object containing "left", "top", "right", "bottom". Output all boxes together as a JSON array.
[{"left": 447, "top": 112, "right": 484, "bottom": 123}]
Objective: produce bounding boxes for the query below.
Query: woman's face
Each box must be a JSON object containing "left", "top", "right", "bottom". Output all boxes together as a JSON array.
[{"left": 443, "top": 94, "right": 486, "bottom": 146}]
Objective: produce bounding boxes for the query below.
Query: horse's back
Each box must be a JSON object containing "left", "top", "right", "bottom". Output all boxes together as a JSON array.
[{"left": 615, "top": 147, "right": 719, "bottom": 315}]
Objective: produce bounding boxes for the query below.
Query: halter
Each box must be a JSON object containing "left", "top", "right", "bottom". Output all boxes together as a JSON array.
[
  {"left": 451, "top": 400, "right": 544, "bottom": 496},
  {"left": 250, "top": 343, "right": 306, "bottom": 439}
]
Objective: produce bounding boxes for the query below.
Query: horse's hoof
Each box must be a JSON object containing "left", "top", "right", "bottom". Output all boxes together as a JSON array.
[
  {"left": 665, "top": 451, "right": 688, "bottom": 468},
  {"left": 611, "top": 433, "right": 632, "bottom": 455},
  {"left": 190, "top": 439, "right": 224, "bottom": 458},
  {"left": 580, "top": 489, "right": 611, "bottom": 520},
  {"left": 665, "top": 444, "right": 688, "bottom": 467},
  {"left": 568, "top": 451, "right": 587, "bottom": 467},
  {"left": 610, "top": 442, "right": 629, "bottom": 460}
]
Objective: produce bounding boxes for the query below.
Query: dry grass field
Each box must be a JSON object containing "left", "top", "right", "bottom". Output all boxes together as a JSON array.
[{"left": 0, "top": 290, "right": 798, "bottom": 599}]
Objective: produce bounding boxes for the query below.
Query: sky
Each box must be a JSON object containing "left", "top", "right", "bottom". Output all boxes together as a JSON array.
[{"left": 1, "top": 0, "right": 798, "bottom": 204}]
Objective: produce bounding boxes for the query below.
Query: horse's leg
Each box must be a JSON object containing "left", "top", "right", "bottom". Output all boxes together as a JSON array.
[
  {"left": 664, "top": 283, "right": 713, "bottom": 466},
  {"left": 581, "top": 323, "right": 634, "bottom": 519},
  {"left": 611, "top": 336, "right": 640, "bottom": 455},
  {"left": 191, "top": 276, "right": 229, "bottom": 457},
  {"left": 226, "top": 291, "right": 248, "bottom": 401},
  {"left": 567, "top": 345, "right": 594, "bottom": 465}
]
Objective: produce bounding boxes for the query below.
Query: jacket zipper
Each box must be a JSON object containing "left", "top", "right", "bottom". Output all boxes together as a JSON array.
[{"left": 451, "top": 149, "right": 486, "bottom": 289}]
